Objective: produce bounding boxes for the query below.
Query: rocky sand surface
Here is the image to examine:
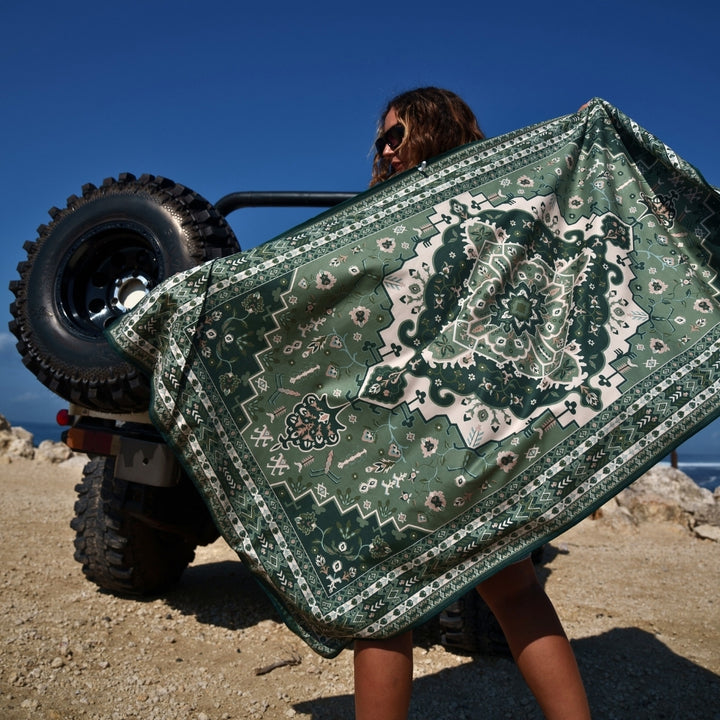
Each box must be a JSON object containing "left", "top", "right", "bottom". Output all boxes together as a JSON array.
[{"left": 0, "top": 420, "right": 719, "bottom": 719}]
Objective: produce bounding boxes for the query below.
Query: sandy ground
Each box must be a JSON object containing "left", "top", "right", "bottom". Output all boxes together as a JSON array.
[{"left": 1, "top": 456, "right": 718, "bottom": 720}]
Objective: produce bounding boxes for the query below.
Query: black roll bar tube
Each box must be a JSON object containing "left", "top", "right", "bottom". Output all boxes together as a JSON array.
[{"left": 214, "top": 191, "right": 358, "bottom": 218}]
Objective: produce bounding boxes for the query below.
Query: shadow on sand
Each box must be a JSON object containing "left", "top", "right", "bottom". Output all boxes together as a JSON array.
[
  {"left": 293, "top": 628, "right": 720, "bottom": 720},
  {"left": 163, "top": 551, "right": 719, "bottom": 720}
]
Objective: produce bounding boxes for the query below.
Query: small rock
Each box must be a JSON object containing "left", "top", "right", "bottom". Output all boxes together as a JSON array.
[
  {"left": 12, "top": 426, "right": 34, "bottom": 443},
  {"left": 0, "top": 431, "right": 35, "bottom": 460},
  {"left": 59, "top": 452, "right": 89, "bottom": 469},
  {"left": 693, "top": 524, "right": 720, "bottom": 542},
  {"left": 616, "top": 466, "right": 716, "bottom": 524},
  {"left": 694, "top": 502, "right": 720, "bottom": 527},
  {"left": 35, "top": 440, "right": 73, "bottom": 463},
  {"left": 591, "top": 497, "right": 637, "bottom": 529}
]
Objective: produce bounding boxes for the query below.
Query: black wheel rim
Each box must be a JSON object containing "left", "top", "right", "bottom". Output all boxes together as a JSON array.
[{"left": 58, "top": 220, "right": 163, "bottom": 336}]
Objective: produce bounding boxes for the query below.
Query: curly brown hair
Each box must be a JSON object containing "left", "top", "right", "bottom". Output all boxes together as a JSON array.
[{"left": 370, "top": 87, "right": 484, "bottom": 186}]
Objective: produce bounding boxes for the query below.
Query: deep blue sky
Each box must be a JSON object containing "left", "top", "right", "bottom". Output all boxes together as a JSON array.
[{"left": 2, "top": 0, "right": 719, "bottom": 452}]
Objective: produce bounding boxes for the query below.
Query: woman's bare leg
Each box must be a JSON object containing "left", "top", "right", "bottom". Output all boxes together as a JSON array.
[
  {"left": 354, "top": 630, "right": 413, "bottom": 720},
  {"left": 477, "top": 559, "right": 591, "bottom": 720}
]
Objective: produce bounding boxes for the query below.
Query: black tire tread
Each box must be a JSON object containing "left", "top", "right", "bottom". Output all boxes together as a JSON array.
[
  {"left": 8, "top": 173, "right": 240, "bottom": 412},
  {"left": 70, "top": 456, "right": 200, "bottom": 596},
  {"left": 439, "top": 591, "right": 512, "bottom": 657}
]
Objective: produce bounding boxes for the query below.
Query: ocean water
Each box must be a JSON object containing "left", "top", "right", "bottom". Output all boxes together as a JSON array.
[{"left": 9, "top": 421, "right": 720, "bottom": 493}]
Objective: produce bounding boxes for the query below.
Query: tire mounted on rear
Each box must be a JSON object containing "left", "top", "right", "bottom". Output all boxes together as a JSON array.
[{"left": 8, "top": 172, "right": 239, "bottom": 413}]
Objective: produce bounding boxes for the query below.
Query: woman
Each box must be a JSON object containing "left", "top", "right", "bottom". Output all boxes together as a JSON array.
[
  {"left": 369, "top": 87, "right": 485, "bottom": 185},
  {"left": 355, "top": 87, "right": 592, "bottom": 720}
]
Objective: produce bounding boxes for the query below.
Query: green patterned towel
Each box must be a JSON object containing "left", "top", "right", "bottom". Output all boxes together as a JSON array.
[{"left": 107, "top": 98, "right": 720, "bottom": 657}]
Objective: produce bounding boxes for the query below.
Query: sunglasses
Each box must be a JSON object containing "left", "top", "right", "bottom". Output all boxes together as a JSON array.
[{"left": 375, "top": 123, "right": 405, "bottom": 155}]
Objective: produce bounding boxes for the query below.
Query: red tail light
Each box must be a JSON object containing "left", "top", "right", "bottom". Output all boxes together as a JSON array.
[{"left": 65, "top": 427, "right": 119, "bottom": 455}]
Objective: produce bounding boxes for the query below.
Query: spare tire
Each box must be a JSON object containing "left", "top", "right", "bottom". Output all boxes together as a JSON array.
[{"left": 8, "top": 173, "right": 239, "bottom": 412}]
